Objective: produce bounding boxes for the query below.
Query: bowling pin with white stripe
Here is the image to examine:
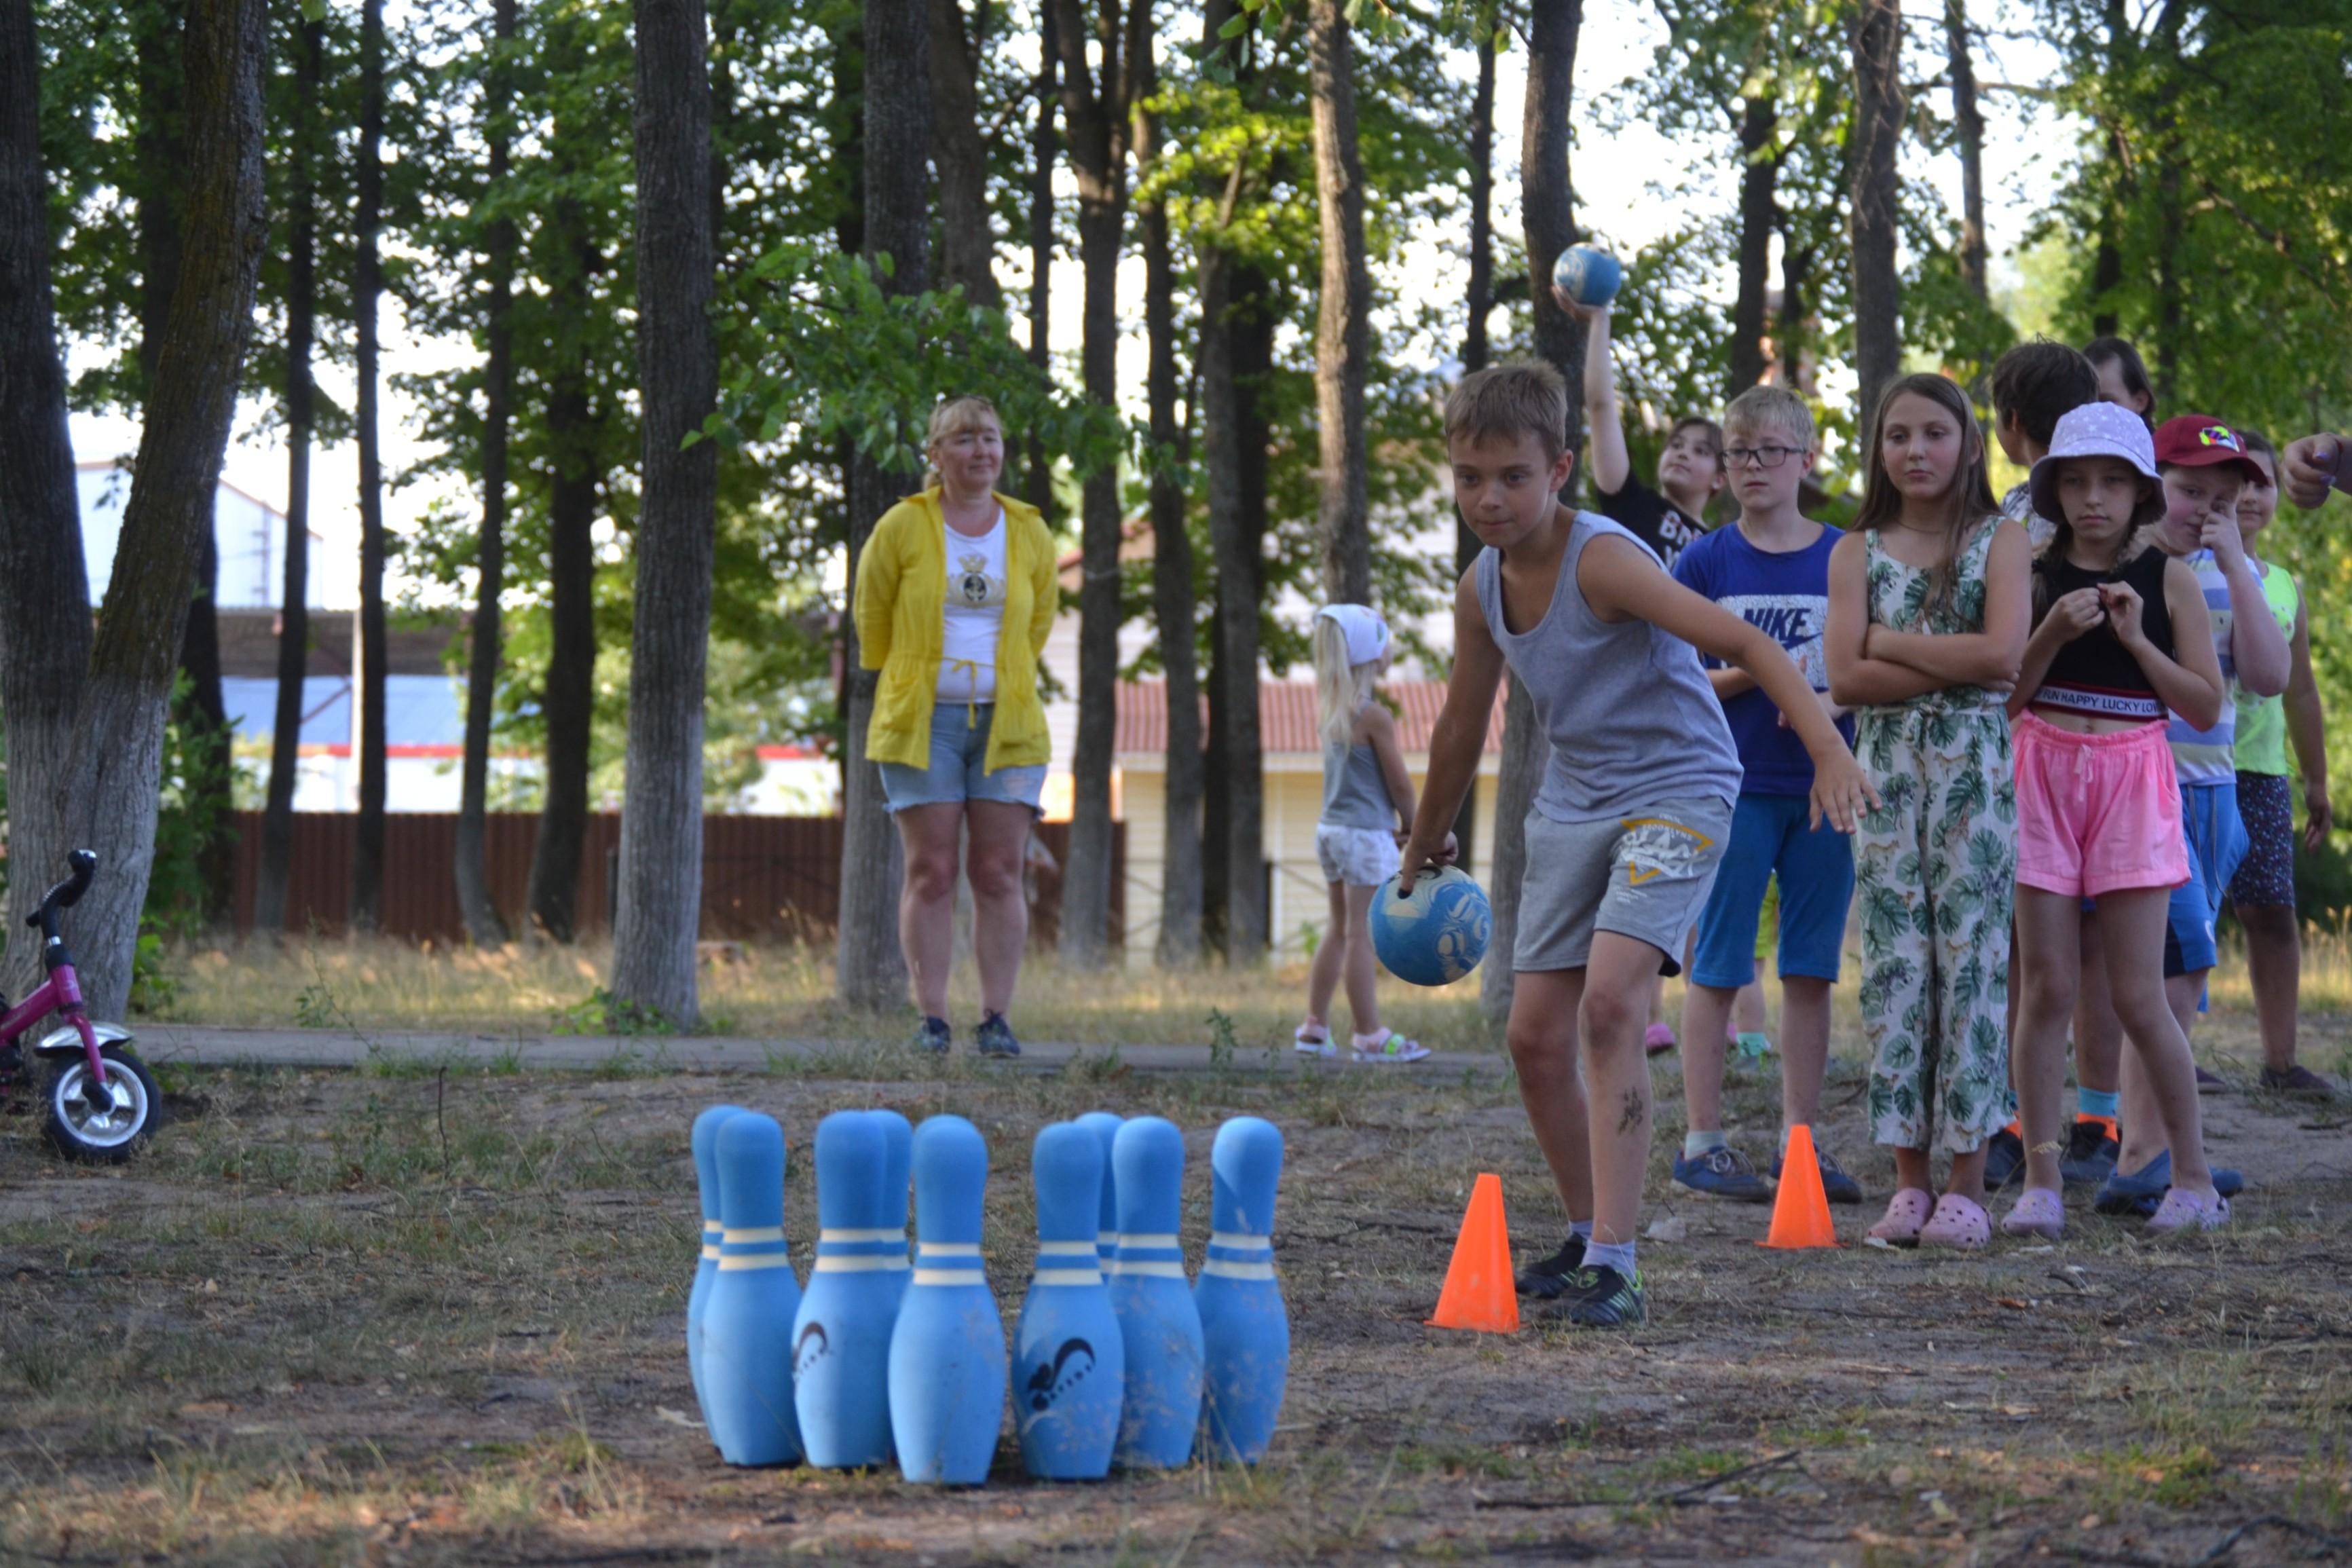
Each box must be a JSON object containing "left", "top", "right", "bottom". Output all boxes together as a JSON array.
[
  {"left": 792, "top": 1110, "right": 899, "bottom": 1468},
  {"left": 1108, "top": 1116, "right": 1202, "bottom": 1469},
  {"left": 1195, "top": 1116, "right": 1288, "bottom": 1464},
  {"left": 889, "top": 1115, "right": 1008, "bottom": 1484},
  {"left": 1013, "top": 1122, "right": 1124, "bottom": 1479},
  {"left": 700, "top": 1111, "right": 804, "bottom": 1465},
  {"left": 1075, "top": 1111, "right": 1122, "bottom": 1268},
  {"left": 873, "top": 1108, "right": 914, "bottom": 1307},
  {"left": 688, "top": 1103, "right": 748, "bottom": 1438}
]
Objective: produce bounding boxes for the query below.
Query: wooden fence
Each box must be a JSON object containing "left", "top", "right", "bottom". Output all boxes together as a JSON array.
[{"left": 227, "top": 813, "right": 1121, "bottom": 947}]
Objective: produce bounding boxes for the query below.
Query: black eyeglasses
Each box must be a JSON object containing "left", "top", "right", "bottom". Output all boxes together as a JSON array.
[{"left": 1723, "top": 444, "right": 1802, "bottom": 470}]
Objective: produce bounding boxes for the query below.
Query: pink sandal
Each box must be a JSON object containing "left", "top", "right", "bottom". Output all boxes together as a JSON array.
[
  {"left": 1643, "top": 1023, "right": 1676, "bottom": 1056},
  {"left": 2001, "top": 1187, "right": 2066, "bottom": 1240},
  {"left": 1867, "top": 1188, "right": 1934, "bottom": 1248},
  {"left": 2146, "top": 1187, "right": 2229, "bottom": 1235},
  {"left": 1920, "top": 1193, "right": 1992, "bottom": 1250}
]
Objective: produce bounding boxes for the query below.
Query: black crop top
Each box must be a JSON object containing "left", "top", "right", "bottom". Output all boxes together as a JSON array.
[{"left": 2030, "top": 544, "right": 2173, "bottom": 721}]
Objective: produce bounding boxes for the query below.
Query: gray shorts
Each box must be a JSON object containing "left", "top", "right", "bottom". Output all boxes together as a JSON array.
[{"left": 1514, "top": 800, "right": 1735, "bottom": 974}]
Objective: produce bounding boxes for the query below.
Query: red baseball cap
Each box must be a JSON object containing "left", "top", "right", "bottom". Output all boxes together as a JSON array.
[{"left": 2152, "top": 415, "right": 2270, "bottom": 487}]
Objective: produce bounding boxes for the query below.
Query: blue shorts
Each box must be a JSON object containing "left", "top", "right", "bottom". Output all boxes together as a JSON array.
[
  {"left": 2163, "top": 780, "right": 2249, "bottom": 978},
  {"left": 1688, "top": 792, "right": 1855, "bottom": 988},
  {"left": 878, "top": 701, "right": 1047, "bottom": 815}
]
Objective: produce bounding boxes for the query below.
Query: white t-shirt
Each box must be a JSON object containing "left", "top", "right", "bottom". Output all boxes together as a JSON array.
[{"left": 937, "top": 509, "right": 1007, "bottom": 702}]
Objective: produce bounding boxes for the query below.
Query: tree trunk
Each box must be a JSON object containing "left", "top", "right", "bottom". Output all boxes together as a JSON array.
[
  {"left": 455, "top": 0, "right": 517, "bottom": 949},
  {"left": 1944, "top": 0, "right": 1986, "bottom": 301},
  {"left": 524, "top": 286, "right": 597, "bottom": 942},
  {"left": 350, "top": 0, "right": 388, "bottom": 933},
  {"left": 1308, "top": 0, "right": 1370, "bottom": 608},
  {"left": 1049, "top": 0, "right": 1140, "bottom": 971},
  {"left": 1200, "top": 246, "right": 1268, "bottom": 965},
  {"left": 174, "top": 531, "right": 234, "bottom": 925},
  {"left": 609, "top": 0, "right": 720, "bottom": 1027},
  {"left": 1023, "top": 0, "right": 1056, "bottom": 516},
  {"left": 1848, "top": 0, "right": 1903, "bottom": 426},
  {"left": 1777, "top": 226, "right": 1814, "bottom": 392},
  {"left": 1493, "top": 0, "right": 1585, "bottom": 1026},
  {"left": 1137, "top": 45, "right": 1200, "bottom": 969},
  {"left": 836, "top": 0, "right": 929, "bottom": 1010},
  {"left": 1451, "top": 9, "right": 1497, "bottom": 876},
  {"left": 929, "top": 0, "right": 1001, "bottom": 311},
  {"left": 257, "top": 12, "right": 322, "bottom": 939},
  {"left": 0, "top": 0, "right": 97, "bottom": 996},
  {"left": 1730, "top": 92, "right": 1778, "bottom": 397},
  {"left": 56, "top": 0, "right": 267, "bottom": 1018}
]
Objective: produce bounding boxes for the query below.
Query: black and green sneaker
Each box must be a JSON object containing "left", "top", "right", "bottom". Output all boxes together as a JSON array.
[
  {"left": 975, "top": 1011, "right": 1022, "bottom": 1059},
  {"left": 914, "top": 1015, "right": 952, "bottom": 1054},
  {"left": 1555, "top": 1265, "right": 1645, "bottom": 1328},
  {"left": 1514, "top": 1235, "right": 1587, "bottom": 1300}
]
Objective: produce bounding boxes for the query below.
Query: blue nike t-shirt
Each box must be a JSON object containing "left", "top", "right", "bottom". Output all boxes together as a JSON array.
[{"left": 1670, "top": 520, "right": 1854, "bottom": 796}]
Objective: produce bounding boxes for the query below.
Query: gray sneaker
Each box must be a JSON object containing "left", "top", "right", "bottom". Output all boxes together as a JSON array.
[{"left": 975, "top": 1011, "right": 1021, "bottom": 1059}]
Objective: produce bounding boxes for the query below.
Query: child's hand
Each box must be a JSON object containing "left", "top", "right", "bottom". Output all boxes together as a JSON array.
[
  {"left": 1548, "top": 286, "right": 1604, "bottom": 324},
  {"left": 2047, "top": 586, "right": 2105, "bottom": 641},
  {"left": 1394, "top": 832, "right": 1460, "bottom": 893},
  {"left": 1808, "top": 749, "right": 1881, "bottom": 834},
  {"left": 2305, "top": 784, "right": 2334, "bottom": 852},
  {"left": 2283, "top": 434, "right": 2345, "bottom": 509},
  {"left": 2098, "top": 581, "right": 2146, "bottom": 649},
  {"left": 2202, "top": 507, "right": 2250, "bottom": 570}
]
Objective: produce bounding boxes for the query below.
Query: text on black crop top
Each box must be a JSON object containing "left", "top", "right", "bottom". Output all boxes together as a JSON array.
[{"left": 2030, "top": 544, "right": 2173, "bottom": 721}]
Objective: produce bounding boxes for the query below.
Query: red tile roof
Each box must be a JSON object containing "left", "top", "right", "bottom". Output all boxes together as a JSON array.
[{"left": 1116, "top": 679, "right": 1506, "bottom": 757}]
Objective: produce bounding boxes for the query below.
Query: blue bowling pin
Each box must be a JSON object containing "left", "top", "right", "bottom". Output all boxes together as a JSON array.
[
  {"left": 687, "top": 1104, "right": 749, "bottom": 1438},
  {"left": 1075, "top": 1111, "right": 1122, "bottom": 1267},
  {"left": 874, "top": 1108, "right": 915, "bottom": 1306},
  {"left": 1108, "top": 1116, "right": 1203, "bottom": 1470},
  {"left": 889, "top": 1115, "right": 1009, "bottom": 1485},
  {"left": 1195, "top": 1117, "right": 1288, "bottom": 1464},
  {"left": 1013, "top": 1123, "right": 1125, "bottom": 1479},
  {"left": 793, "top": 1110, "right": 901, "bottom": 1468},
  {"left": 699, "top": 1111, "right": 804, "bottom": 1466}
]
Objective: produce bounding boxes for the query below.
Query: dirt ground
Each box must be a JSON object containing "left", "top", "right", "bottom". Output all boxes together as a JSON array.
[{"left": 3, "top": 1015, "right": 2351, "bottom": 1566}]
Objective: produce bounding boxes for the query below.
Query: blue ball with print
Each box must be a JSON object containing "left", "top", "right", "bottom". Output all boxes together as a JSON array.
[
  {"left": 1550, "top": 244, "right": 1622, "bottom": 309},
  {"left": 1371, "top": 866, "right": 1492, "bottom": 987}
]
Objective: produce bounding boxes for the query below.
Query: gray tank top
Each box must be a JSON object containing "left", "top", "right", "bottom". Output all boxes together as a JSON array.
[
  {"left": 1320, "top": 736, "right": 1392, "bottom": 830},
  {"left": 1475, "top": 511, "right": 1743, "bottom": 823}
]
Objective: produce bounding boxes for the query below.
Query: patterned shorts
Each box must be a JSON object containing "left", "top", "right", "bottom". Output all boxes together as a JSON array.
[{"left": 2227, "top": 771, "right": 2296, "bottom": 909}]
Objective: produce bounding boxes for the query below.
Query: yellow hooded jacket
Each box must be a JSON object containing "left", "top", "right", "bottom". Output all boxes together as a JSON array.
[{"left": 853, "top": 488, "right": 1058, "bottom": 774}]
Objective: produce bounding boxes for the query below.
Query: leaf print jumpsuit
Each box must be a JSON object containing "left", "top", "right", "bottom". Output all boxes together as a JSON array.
[{"left": 1854, "top": 522, "right": 2016, "bottom": 1154}]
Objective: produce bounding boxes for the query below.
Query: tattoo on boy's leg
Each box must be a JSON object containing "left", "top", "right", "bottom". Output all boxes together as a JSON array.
[{"left": 1617, "top": 1087, "right": 1645, "bottom": 1137}]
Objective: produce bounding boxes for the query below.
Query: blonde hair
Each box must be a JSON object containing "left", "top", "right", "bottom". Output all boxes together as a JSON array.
[
  {"left": 1723, "top": 384, "right": 1814, "bottom": 452},
  {"left": 922, "top": 395, "right": 1004, "bottom": 489},
  {"left": 1313, "top": 615, "right": 1382, "bottom": 747},
  {"left": 1444, "top": 362, "right": 1570, "bottom": 462}
]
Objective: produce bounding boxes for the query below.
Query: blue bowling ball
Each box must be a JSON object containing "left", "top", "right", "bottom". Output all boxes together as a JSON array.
[
  {"left": 1371, "top": 866, "right": 1492, "bottom": 986},
  {"left": 1551, "top": 244, "right": 1622, "bottom": 309}
]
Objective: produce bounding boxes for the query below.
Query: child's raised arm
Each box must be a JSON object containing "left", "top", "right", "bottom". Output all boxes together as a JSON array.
[
  {"left": 1564, "top": 300, "right": 1632, "bottom": 498},
  {"left": 1825, "top": 531, "right": 1959, "bottom": 709},
  {"left": 2112, "top": 559, "right": 2224, "bottom": 732},
  {"left": 1395, "top": 571, "right": 1491, "bottom": 883},
  {"left": 1859, "top": 522, "right": 2030, "bottom": 688},
  {"left": 1360, "top": 704, "right": 1419, "bottom": 842},
  {"left": 1580, "top": 536, "right": 1878, "bottom": 832},
  {"left": 2205, "top": 513, "right": 2289, "bottom": 698}
]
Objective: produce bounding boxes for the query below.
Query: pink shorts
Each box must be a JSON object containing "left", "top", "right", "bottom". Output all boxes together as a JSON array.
[{"left": 2013, "top": 713, "right": 2189, "bottom": 897}]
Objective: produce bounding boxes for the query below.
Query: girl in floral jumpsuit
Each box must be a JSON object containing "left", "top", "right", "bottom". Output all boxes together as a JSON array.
[{"left": 1825, "top": 373, "right": 2032, "bottom": 1251}]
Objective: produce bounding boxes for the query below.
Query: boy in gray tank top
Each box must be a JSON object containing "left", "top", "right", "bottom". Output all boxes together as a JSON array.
[{"left": 1399, "top": 362, "right": 1877, "bottom": 1330}]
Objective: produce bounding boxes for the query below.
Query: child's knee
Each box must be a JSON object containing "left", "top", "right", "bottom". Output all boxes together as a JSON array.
[{"left": 1578, "top": 981, "right": 1644, "bottom": 1049}]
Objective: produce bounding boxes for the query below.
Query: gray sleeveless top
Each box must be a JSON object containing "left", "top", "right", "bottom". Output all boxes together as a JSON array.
[
  {"left": 1475, "top": 511, "right": 1743, "bottom": 823},
  {"left": 1320, "top": 737, "right": 1392, "bottom": 830}
]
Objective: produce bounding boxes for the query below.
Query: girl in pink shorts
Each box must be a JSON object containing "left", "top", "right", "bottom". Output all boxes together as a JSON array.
[{"left": 2004, "top": 402, "right": 2231, "bottom": 1239}]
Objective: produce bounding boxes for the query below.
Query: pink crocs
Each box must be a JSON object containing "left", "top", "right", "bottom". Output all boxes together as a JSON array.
[
  {"left": 2145, "top": 1187, "right": 2230, "bottom": 1235},
  {"left": 1868, "top": 1187, "right": 1935, "bottom": 1248},
  {"left": 2001, "top": 1187, "right": 2066, "bottom": 1240},
  {"left": 1919, "top": 1193, "right": 1992, "bottom": 1250}
]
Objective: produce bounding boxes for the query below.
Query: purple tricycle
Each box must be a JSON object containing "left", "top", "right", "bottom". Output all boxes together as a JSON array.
[{"left": 0, "top": 851, "right": 158, "bottom": 1161}]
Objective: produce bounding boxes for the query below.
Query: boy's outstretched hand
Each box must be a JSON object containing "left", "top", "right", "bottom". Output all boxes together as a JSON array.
[
  {"left": 1808, "top": 749, "right": 1880, "bottom": 835},
  {"left": 1393, "top": 832, "right": 1461, "bottom": 897}
]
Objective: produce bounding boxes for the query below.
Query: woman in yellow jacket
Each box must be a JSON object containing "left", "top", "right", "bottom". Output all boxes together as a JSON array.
[{"left": 854, "top": 396, "right": 1057, "bottom": 1057}]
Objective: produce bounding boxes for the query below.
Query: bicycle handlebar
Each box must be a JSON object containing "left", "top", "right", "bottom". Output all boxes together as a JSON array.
[{"left": 26, "top": 850, "right": 97, "bottom": 932}]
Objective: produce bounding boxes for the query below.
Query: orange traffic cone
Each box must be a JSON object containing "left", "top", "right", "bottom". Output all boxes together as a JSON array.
[
  {"left": 1426, "top": 1172, "right": 1520, "bottom": 1332},
  {"left": 1757, "top": 1123, "right": 1841, "bottom": 1249}
]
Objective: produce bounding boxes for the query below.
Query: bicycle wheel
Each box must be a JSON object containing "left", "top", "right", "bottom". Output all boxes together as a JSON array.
[{"left": 43, "top": 1045, "right": 159, "bottom": 1163}]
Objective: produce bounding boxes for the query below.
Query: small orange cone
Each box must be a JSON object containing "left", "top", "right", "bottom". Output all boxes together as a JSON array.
[
  {"left": 1425, "top": 1172, "right": 1520, "bottom": 1331},
  {"left": 1757, "top": 1123, "right": 1841, "bottom": 1249}
]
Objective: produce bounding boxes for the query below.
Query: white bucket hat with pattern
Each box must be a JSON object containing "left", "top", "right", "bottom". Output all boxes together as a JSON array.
[{"left": 2029, "top": 400, "right": 2159, "bottom": 526}]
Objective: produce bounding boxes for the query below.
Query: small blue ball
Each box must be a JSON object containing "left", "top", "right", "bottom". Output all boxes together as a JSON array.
[
  {"left": 1370, "top": 867, "right": 1493, "bottom": 987},
  {"left": 1551, "top": 244, "right": 1623, "bottom": 309}
]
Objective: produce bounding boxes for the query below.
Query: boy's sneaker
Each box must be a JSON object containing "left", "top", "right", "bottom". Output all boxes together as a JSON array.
[
  {"left": 975, "top": 1012, "right": 1021, "bottom": 1059},
  {"left": 2259, "top": 1064, "right": 2335, "bottom": 1099},
  {"left": 2059, "top": 1120, "right": 2121, "bottom": 1187},
  {"left": 2094, "top": 1151, "right": 2245, "bottom": 1216},
  {"left": 914, "top": 1015, "right": 952, "bottom": 1053},
  {"left": 1553, "top": 1265, "right": 1645, "bottom": 1328},
  {"left": 1672, "top": 1146, "right": 1772, "bottom": 1203},
  {"left": 1983, "top": 1126, "right": 2026, "bottom": 1191},
  {"left": 1770, "top": 1144, "right": 1863, "bottom": 1205},
  {"left": 2195, "top": 1064, "right": 2228, "bottom": 1090},
  {"left": 1514, "top": 1235, "right": 1586, "bottom": 1300}
]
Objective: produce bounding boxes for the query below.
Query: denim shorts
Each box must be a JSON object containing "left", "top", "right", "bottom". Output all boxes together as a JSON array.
[
  {"left": 1689, "top": 792, "right": 1855, "bottom": 988},
  {"left": 878, "top": 701, "right": 1047, "bottom": 815},
  {"left": 2163, "top": 779, "right": 2249, "bottom": 977}
]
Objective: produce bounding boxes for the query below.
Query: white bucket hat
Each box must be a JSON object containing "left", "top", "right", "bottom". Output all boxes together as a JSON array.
[
  {"left": 1314, "top": 603, "right": 1391, "bottom": 667},
  {"left": 2030, "top": 401, "right": 2159, "bottom": 526}
]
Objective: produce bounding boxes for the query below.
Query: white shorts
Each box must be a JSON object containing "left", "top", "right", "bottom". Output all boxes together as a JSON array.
[{"left": 1315, "top": 825, "right": 1401, "bottom": 889}]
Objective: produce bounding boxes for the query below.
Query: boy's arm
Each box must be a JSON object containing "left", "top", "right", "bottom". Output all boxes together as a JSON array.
[
  {"left": 2209, "top": 526, "right": 2288, "bottom": 697},
  {"left": 1859, "top": 525, "right": 2032, "bottom": 687},
  {"left": 1581, "top": 536, "right": 1878, "bottom": 831},
  {"left": 2284, "top": 586, "right": 2333, "bottom": 847},
  {"left": 1825, "top": 532, "right": 1962, "bottom": 707},
  {"left": 1569, "top": 301, "right": 1632, "bottom": 497},
  {"left": 1362, "top": 705, "right": 1420, "bottom": 838},
  {"left": 1396, "top": 571, "right": 1497, "bottom": 882},
  {"left": 1709, "top": 668, "right": 1759, "bottom": 701},
  {"left": 2117, "top": 563, "right": 2224, "bottom": 732}
]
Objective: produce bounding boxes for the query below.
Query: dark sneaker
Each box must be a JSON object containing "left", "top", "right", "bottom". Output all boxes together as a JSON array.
[
  {"left": 1514, "top": 1235, "right": 1586, "bottom": 1300},
  {"left": 1771, "top": 1144, "right": 1863, "bottom": 1206},
  {"left": 914, "top": 1015, "right": 951, "bottom": 1054},
  {"left": 975, "top": 1011, "right": 1021, "bottom": 1059},
  {"left": 1554, "top": 1265, "right": 1645, "bottom": 1328},
  {"left": 2094, "top": 1151, "right": 2245, "bottom": 1216},
  {"left": 2195, "top": 1064, "right": 2228, "bottom": 1091},
  {"left": 1984, "top": 1127, "right": 2026, "bottom": 1191},
  {"left": 2259, "top": 1064, "right": 2336, "bottom": 1099},
  {"left": 1672, "top": 1145, "right": 1772, "bottom": 1203},
  {"left": 2059, "top": 1120, "right": 2121, "bottom": 1187}
]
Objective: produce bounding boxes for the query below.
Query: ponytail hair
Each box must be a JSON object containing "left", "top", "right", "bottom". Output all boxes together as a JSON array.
[
  {"left": 922, "top": 394, "right": 1005, "bottom": 490},
  {"left": 1313, "top": 615, "right": 1381, "bottom": 747}
]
